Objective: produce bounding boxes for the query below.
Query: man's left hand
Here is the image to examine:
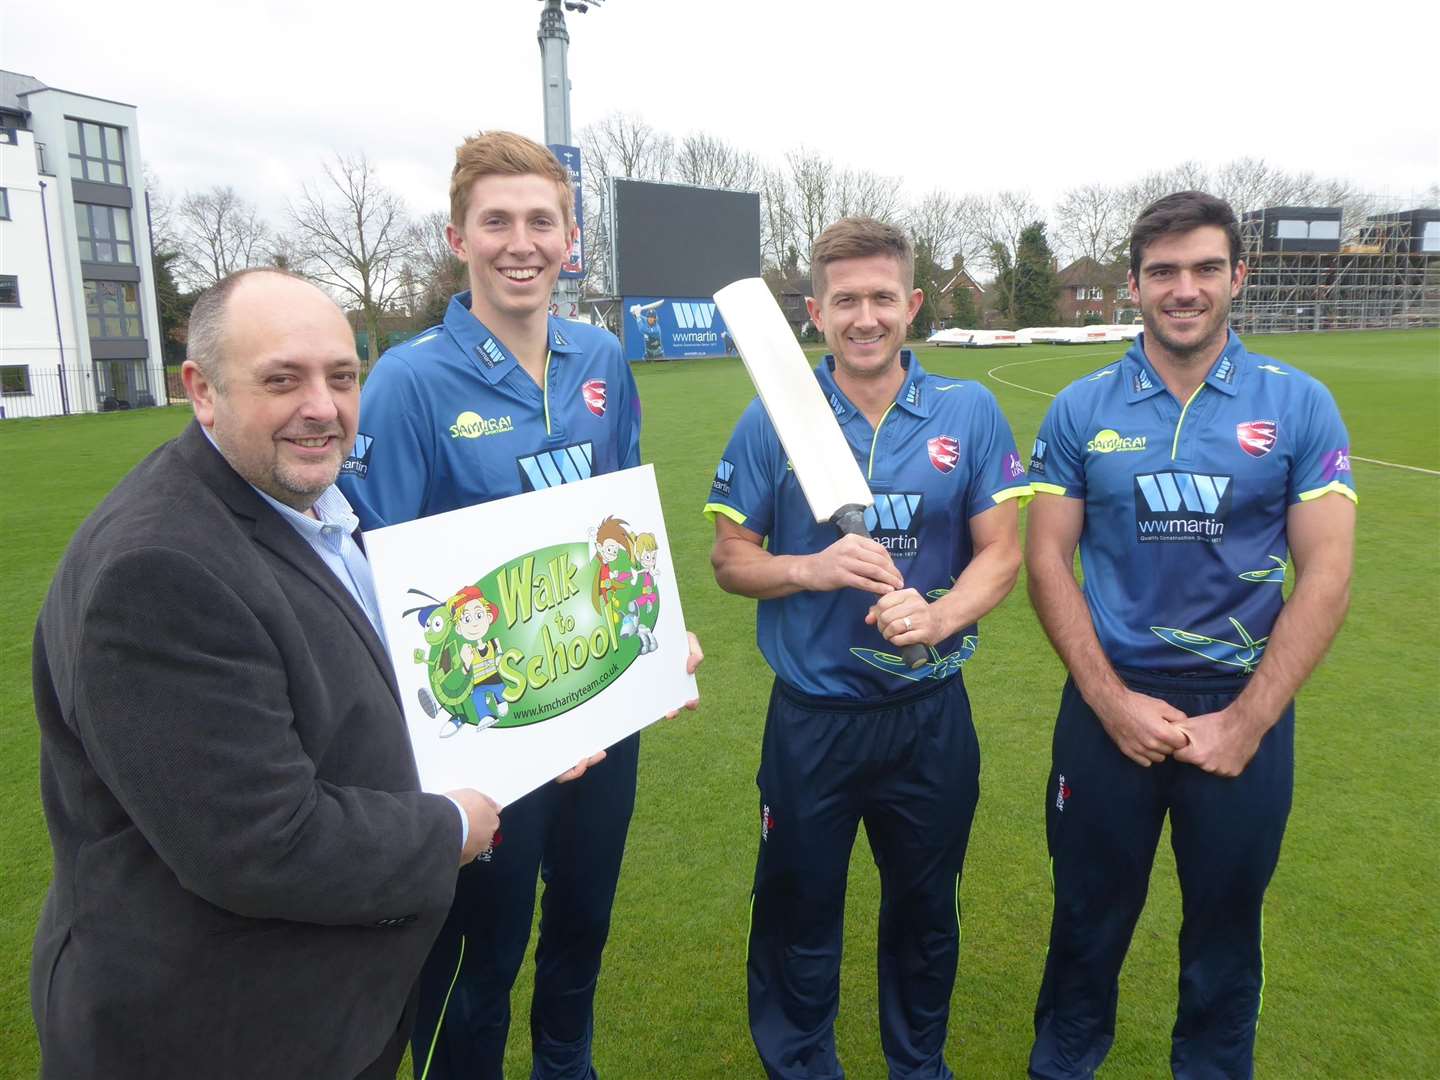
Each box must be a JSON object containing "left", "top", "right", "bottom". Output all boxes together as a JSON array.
[
  {"left": 867, "top": 589, "right": 945, "bottom": 648},
  {"left": 1172, "top": 707, "right": 1264, "bottom": 778},
  {"left": 662, "top": 631, "right": 704, "bottom": 720}
]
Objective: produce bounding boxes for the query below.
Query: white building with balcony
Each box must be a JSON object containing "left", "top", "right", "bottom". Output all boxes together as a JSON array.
[{"left": 0, "top": 70, "right": 167, "bottom": 418}]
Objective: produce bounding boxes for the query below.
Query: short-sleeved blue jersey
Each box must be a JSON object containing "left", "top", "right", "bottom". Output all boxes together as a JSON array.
[
  {"left": 1028, "top": 330, "right": 1356, "bottom": 675},
  {"left": 339, "top": 292, "right": 641, "bottom": 528},
  {"left": 705, "top": 352, "right": 1030, "bottom": 701}
]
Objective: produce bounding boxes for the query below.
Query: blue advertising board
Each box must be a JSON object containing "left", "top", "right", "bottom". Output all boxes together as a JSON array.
[
  {"left": 548, "top": 143, "right": 584, "bottom": 279},
  {"left": 621, "top": 297, "right": 738, "bottom": 362}
]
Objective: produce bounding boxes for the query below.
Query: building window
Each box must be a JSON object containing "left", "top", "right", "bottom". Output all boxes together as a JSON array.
[
  {"left": 1074, "top": 286, "right": 1085, "bottom": 300},
  {"left": 66, "top": 118, "right": 127, "bottom": 185},
  {"left": 85, "top": 280, "right": 144, "bottom": 339},
  {"left": 1, "top": 365, "right": 30, "bottom": 396},
  {"left": 75, "top": 203, "right": 135, "bottom": 264},
  {"left": 0, "top": 274, "right": 18, "bottom": 306},
  {"left": 1115, "top": 285, "right": 1131, "bottom": 301},
  {"left": 0, "top": 187, "right": 9, "bottom": 219}
]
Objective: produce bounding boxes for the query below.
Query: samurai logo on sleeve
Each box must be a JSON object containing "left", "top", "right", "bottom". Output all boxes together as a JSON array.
[{"left": 405, "top": 515, "right": 665, "bottom": 732}]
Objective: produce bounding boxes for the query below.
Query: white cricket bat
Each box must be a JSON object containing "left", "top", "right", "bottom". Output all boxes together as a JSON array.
[{"left": 713, "top": 277, "right": 927, "bottom": 670}]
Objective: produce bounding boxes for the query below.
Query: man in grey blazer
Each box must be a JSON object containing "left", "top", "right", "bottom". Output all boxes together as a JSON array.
[{"left": 30, "top": 269, "right": 500, "bottom": 1079}]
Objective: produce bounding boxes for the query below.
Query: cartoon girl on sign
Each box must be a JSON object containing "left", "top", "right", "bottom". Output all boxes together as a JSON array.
[{"left": 625, "top": 532, "right": 660, "bottom": 655}]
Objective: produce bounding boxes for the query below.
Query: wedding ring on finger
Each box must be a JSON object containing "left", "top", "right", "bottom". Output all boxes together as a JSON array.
[{"left": 903, "top": 616, "right": 913, "bottom": 630}]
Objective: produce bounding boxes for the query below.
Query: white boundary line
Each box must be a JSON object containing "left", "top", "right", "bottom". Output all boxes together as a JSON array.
[{"left": 981, "top": 351, "right": 1440, "bottom": 477}]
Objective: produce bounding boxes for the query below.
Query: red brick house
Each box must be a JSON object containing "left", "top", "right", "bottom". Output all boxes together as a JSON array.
[{"left": 1056, "top": 256, "right": 1138, "bottom": 324}]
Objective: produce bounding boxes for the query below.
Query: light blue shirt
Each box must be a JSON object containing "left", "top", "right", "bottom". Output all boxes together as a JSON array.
[{"left": 200, "top": 428, "right": 469, "bottom": 851}]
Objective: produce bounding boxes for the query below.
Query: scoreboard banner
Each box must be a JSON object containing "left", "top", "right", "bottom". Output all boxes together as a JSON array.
[
  {"left": 549, "top": 143, "right": 585, "bottom": 278},
  {"left": 621, "top": 295, "right": 738, "bottom": 362}
]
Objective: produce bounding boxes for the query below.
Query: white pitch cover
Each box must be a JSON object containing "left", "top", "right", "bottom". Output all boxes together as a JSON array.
[{"left": 713, "top": 278, "right": 873, "bottom": 524}]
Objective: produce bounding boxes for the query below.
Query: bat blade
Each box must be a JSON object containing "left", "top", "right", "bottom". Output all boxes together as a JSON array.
[{"left": 714, "top": 278, "right": 872, "bottom": 524}]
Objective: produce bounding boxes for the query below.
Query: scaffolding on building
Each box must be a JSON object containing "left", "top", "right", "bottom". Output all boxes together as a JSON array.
[{"left": 1230, "top": 199, "right": 1440, "bottom": 334}]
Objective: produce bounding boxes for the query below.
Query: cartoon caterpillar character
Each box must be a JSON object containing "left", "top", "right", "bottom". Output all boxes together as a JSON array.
[{"left": 404, "top": 586, "right": 510, "bottom": 738}]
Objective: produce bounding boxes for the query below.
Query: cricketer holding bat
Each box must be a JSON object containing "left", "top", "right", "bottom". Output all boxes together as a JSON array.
[
  {"left": 339, "top": 131, "right": 700, "bottom": 1080},
  {"left": 705, "top": 216, "right": 1031, "bottom": 1079},
  {"left": 1024, "top": 191, "right": 1356, "bottom": 1079}
]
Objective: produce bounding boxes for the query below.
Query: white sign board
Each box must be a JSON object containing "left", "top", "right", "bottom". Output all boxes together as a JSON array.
[{"left": 365, "top": 465, "right": 696, "bottom": 807}]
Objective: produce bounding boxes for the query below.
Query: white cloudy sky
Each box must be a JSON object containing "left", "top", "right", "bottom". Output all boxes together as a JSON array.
[{"left": 6, "top": 0, "right": 1437, "bottom": 223}]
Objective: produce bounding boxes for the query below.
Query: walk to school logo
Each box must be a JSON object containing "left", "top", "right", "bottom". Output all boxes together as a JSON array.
[
  {"left": 864, "top": 493, "right": 923, "bottom": 558},
  {"left": 1134, "top": 471, "right": 1233, "bottom": 543},
  {"left": 340, "top": 433, "right": 374, "bottom": 478},
  {"left": 451, "top": 411, "right": 516, "bottom": 439},
  {"left": 928, "top": 435, "right": 960, "bottom": 473},
  {"left": 1087, "top": 429, "right": 1148, "bottom": 454},
  {"left": 1236, "top": 420, "right": 1277, "bottom": 458},
  {"left": 402, "top": 514, "right": 665, "bottom": 737},
  {"left": 1322, "top": 446, "right": 1352, "bottom": 481},
  {"left": 1056, "top": 774, "right": 1070, "bottom": 812},
  {"left": 582, "top": 379, "right": 607, "bottom": 417}
]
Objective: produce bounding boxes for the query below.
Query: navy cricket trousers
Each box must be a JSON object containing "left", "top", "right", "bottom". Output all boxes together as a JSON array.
[
  {"left": 1029, "top": 671, "right": 1295, "bottom": 1080},
  {"left": 411, "top": 732, "right": 640, "bottom": 1080},
  {"left": 748, "top": 675, "right": 981, "bottom": 1080}
]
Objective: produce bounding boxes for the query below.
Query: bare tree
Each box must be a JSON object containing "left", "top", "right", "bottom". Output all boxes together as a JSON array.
[
  {"left": 758, "top": 166, "right": 797, "bottom": 274},
  {"left": 786, "top": 148, "right": 837, "bottom": 267},
  {"left": 672, "top": 132, "right": 762, "bottom": 191},
  {"left": 1053, "top": 183, "right": 1129, "bottom": 265},
  {"left": 405, "top": 209, "right": 466, "bottom": 323},
  {"left": 978, "top": 191, "right": 1044, "bottom": 320},
  {"left": 582, "top": 112, "right": 673, "bottom": 182},
  {"left": 174, "top": 185, "right": 270, "bottom": 288},
  {"left": 907, "top": 189, "right": 984, "bottom": 272},
  {"left": 833, "top": 168, "right": 905, "bottom": 224},
  {"left": 289, "top": 153, "right": 416, "bottom": 370}
]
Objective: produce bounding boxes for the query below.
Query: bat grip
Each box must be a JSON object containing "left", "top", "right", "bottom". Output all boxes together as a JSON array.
[{"left": 831, "top": 504, "right": 929, "bottom": 671}]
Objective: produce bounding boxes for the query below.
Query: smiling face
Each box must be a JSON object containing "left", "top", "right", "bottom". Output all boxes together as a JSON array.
[
  {"left": 454, "top": 599, "right": 494, "bottom": 643},
  {"left": 599, "top": 538, "right": 625, "bottom": 564},
  {"left": 1130, "top": 224, "right": 1246, "bottom": 366},
  {"left": 183, "top": 274, "right": 359, "bottom": 511},
  {"left": 447, "top": 173, "right": 576, "bottom": 328},
  {"left": 806, "top": 254, "right": 923, "bottom": 383}
]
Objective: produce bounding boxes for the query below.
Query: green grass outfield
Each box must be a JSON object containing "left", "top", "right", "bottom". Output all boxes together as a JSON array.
[{"left": 1, "top": 329, "right": 1436, "bottom": 1077}]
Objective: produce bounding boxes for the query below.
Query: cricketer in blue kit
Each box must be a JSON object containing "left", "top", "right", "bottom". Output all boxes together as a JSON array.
[
  {"left": 339, "top": 131, "right": 700, "bottom": 1080},
  {"left": 706, "top": 217, "right": 1030, "bottom": 1080},
  {"left": 1024, "top": 191, "right": 1357, "bottom": 1080}
]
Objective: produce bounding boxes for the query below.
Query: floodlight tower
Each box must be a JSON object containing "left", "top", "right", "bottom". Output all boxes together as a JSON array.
[{"left": 537, "top": 0, "right": 601, "bottom": 315}]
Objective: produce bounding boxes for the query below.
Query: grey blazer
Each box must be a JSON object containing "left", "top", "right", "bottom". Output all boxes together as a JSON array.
[{"left": 31, "top": 421, "right": 460, "bottom": 1079}]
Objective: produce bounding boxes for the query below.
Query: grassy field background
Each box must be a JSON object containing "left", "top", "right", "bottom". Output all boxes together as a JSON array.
[{"left": 1, "top": 329, "right": 1436, "bottom": 1077}]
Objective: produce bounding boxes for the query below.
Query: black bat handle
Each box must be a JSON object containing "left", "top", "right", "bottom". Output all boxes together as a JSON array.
[{"left": 831, "top": 504, "right": 928, "bottom": 670}]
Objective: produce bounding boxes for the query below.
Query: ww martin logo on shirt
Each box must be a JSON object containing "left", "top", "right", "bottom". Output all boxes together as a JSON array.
[{"left": 1133, "top": 471, "right": 1233, "bottom": 544}]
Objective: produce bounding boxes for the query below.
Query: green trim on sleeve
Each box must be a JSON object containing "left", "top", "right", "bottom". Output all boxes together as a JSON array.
[
  {"left": 1297, "top": 481, "right": 1358, "bottom": 505},
  {"left": 991, "top": 484, "right": 1033, "bottom": 507},
  {"left": 704, "top": 502, "right": 748, "bottom": 526},
  {"left": 1030, "top": 482, "right": 1071, "bottom": 497}
]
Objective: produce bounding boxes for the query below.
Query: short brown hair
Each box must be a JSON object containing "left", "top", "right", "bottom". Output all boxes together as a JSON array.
[
  {"left": 1129, "top": 191, "right": 1241, "bottom": 278},
  {"left": 810, "top": 217, "right": 914, "bottom": 300},
  {"left": 187, "top": 267, "right": 306, "bottom": 391},
  {"left": 449, "top": 131, "right": 574, "bottom": 229}
]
